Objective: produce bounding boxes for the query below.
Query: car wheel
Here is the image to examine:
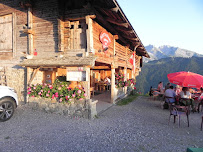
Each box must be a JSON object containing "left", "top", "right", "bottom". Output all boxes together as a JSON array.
[{"left": 0, "top": 98, "right": 15, "bottom": 122}]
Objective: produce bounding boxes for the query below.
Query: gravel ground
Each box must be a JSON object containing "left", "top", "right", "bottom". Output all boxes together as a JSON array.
[{"left": 0, "top": 96, "right": 203, "bottom": 152}]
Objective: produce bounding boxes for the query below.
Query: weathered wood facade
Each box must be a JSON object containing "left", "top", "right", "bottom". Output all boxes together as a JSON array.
[{"left": 0, "top": 0, "right": 149, "bottom": 103}]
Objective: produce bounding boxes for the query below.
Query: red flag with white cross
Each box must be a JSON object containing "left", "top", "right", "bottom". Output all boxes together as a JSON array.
[{"left": 129, "top": 52, "right": 136, "bottom": 73}]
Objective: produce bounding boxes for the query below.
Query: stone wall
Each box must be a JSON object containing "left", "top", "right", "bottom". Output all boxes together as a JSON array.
[
  {"left": 3, "top": 66, "right": 26, "bottom": 103},
  {"left": 28, "top": 97, "right": 98, "bottom": 119},
  {"left": 114, "top": 85, "right": 134, "bottom": 102}
]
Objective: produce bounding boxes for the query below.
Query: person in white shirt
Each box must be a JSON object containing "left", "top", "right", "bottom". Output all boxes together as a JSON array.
[
  {"left": 164, "top": 86, "right": 176, "bottom": 103},
  {"left": 104, "top": 76, "right": 111, "bottom": 90},
  {"left": 179, "top": 87, "right": 194, "bottom": 109},
  {"left": 104, "top": 76, "right": 111, "bottom": 84}
]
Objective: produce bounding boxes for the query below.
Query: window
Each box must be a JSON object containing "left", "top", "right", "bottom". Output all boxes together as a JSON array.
[{"left": 0, "top": 14, "right": 13, "bottom": 52}]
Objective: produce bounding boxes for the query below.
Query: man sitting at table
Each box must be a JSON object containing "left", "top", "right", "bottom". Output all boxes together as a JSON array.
[
  {"left": 104, "top": 76, "right": 111, "bottom": 90},
  {"left": 164, "top": 86, "right": 176, "bottom": 103},
  {"left": 104, "top": 76, "right": 111, "bottom": 84}
]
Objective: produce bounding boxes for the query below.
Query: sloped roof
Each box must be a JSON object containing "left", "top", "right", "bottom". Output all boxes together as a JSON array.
[
  {"left": 84, "top": 0, "right": 150, "bottom": 58},
  {"left": 20, "top": 0, "right": 150, "bottom": 58}
]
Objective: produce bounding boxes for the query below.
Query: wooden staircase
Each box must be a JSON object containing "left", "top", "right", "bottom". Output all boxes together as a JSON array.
[{"left": 0, "top": 67, "right": 7, "bottom": 86}]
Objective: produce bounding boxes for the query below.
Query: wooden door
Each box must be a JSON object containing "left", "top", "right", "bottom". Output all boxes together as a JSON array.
[{"left": 0, "top": 14, "right": 12, "bottom": 52}]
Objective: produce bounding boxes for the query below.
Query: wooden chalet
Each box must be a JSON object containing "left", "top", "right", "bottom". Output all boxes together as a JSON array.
[{"left": 0, "top": 0, "right": 150, "bottom": 103}]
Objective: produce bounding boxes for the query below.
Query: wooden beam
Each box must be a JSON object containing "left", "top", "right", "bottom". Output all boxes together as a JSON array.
[
  {"left": 114, "top": 35, "right": 119, "bottom": 40},
  {"left": 106, "top": 18, "right": 128, "bottom": 28},
  {"left": 86, "top": 15, "right": 94, "bottom": 55},
  {"left": 122, "top": 35, "right": 139, "bottom": 41},
  {"left": 115, "top": 27, "right": 134, "bottom": 33},
  {"left": 27, "top": 7, "right": 33, "bottom": 55},
  {"left": 91, "top": 66, "right": 110, "bottom": 70},
  {"left": 137, "top": 46, "right": 145, "bottom": 49},
  {"left": 28, "top": 68, "right": 40, "bottom": 86},
  {"left": 23, "top": 29, "right": 35, "bottom": 35},
  {"left": 94, "top": 11, "right": 128, "bottom": 44},
  {"left": 134, "top": 42, "right": 141, "bottom": 50},
  {"left": 67, "top": 15, "right": 96, "bottom": 21},
  {"left": 58, "top": 19, "right": 64, "bottom": 52},
  {"left": 66, "top": 8, "right": 95, "bottom": 20},
  {"left": 110, "top": 6, "right": 119, "bottom": 13},
  {"left": 91, "top": 4, "right": 119, "bottom": 13}
]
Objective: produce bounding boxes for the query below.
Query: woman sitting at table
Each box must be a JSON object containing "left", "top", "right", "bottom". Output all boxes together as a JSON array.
[
  {"left": 157, "top": 81, "right": 164, "bottom": 94},
  {"left": 175, "top": 85, "right": 182, "bottom": 96},
  {"left": 179, "top": 87, "right": 195, "bottom": 110}
]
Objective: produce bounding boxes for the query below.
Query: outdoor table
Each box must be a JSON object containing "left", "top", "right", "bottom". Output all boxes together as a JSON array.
[{"left": 95, "top": 82, "right": 107, "bottom": 91}]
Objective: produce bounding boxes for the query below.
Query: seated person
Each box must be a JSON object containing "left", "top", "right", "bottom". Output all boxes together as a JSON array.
[
  {"left": 175, "top": 85, "right": 182, "bottom": 96},
  {"left": 157, "top": 81, "right": 164, "bottom": 94},
  {"left": 179, "top": 87, "right": 195, "bottom": 109},
  {"left": 104, "top": 76, "right": 111, "bottom": 90},
  {"left": 164, "top": 86, "right": 176, "bottom": 103},
  {"left": 149, "top": 86, "right": 153, "bottom": 97},
  {"left": 165, "top": 83, "right": 171, "bottom": 91},
  {"left": 189, "top": 87, "right": 195, "bottom": 94},
  {"left": 104, "top": 76, "right": 111, "bottom": 85},
  {"left": 197, "top": 87, "right": 203, "bottom": 112}
]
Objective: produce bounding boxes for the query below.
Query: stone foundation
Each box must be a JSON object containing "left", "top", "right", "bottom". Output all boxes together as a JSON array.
[
  {"left": 114, "top": 85, "right": 134, "bottom": 101},
  {"left": 4, "top": 66, "right": 26, "bottom": 103},
  {"left": 28, "top": 97, "right": 98, "bottom": 119}
]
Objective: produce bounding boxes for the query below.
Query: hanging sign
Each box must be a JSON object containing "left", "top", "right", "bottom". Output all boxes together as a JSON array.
[
  {"left": 66, "top": 71, "right": 86, "bottom": 81},
  {"left": 66, "top": 67, "right": 86, "bottom": 81},
  {"left": 99, "top": 31, "right": 111, "bottom": 51}
]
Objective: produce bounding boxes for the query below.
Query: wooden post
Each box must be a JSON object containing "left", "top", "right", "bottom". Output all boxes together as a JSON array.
[
  {"left": 27, "top": 7, "right": 33, "bottom": 55},
  {"left": 28, "top": 68, "right": 40, "bottom": 86},
  {"left": 12, "top": 12, "right": 16, "bottom": 58},
  {"left": 74, "top": 21, "right": 79, "bottom": 49},
  {"left": 86, "top": 67, "right": 91, "bottom": 99},
  {"left": 26, "top": 67, "right": 31, "bottom": 103},
  {"left": 58, "top": 19, "right": 64, "bottom": 52},
  {"left": 111, "top": 66, "right": 115, "bottom": 103},
  {"left": 124, "top": 67, "right": 127, "bottom": 94},
  {"left": 110, "top": 35, "right": 118, "bottom": 103},
  {"left": 85, "top": 15, "right": 94, "bottom": 56}
]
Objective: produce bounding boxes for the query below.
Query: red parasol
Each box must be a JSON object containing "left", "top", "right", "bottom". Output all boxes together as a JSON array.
[{"left": 167, "top": 71, "right": 203, "bottom": 88}]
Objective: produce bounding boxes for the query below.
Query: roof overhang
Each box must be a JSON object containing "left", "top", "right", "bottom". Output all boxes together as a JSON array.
[
  {"left": 18, "top": 55, "right": 97, "bottom": 68},
  {"left": 89, "top": 0, "right": 150, "bottom": 58}
]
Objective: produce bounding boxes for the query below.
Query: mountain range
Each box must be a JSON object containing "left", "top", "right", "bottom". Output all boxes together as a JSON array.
[
  {"left": 144, "top": 45, "right": 203, "bottom": 62},
  {"left": 136, "top": 57, "right": 203, "bottom": 94}
]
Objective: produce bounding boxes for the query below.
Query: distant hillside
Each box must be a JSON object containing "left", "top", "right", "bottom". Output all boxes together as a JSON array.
[
  {"left": 136, "top": 57, "right": 203, "bottom": 94},
  {"left": 144, "top": 45, "right": 203, "bottom": 62}
]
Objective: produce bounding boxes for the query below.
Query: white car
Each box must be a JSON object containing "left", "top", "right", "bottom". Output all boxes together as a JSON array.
[{"left": 0, "top": 86, "right": 18, "bottom": 122}]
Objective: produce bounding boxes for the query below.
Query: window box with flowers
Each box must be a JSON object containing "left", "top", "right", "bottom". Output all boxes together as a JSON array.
[
  {"left": 28, "top": 79, "right": 87, "bottom": 103},
  {"left": 114, "top": 73, "right": 136, "bottom": 100},
  {"left": 115, "top": 73, "right": 135, "bottom": 88},
  {"left": 27, "top": 79, "right": 89, "bottom": 117}
]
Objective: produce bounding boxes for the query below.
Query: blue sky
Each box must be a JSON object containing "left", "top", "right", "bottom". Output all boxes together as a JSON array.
[{"left": 117, "top": 0, "right": 203, "bottom": 54}]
